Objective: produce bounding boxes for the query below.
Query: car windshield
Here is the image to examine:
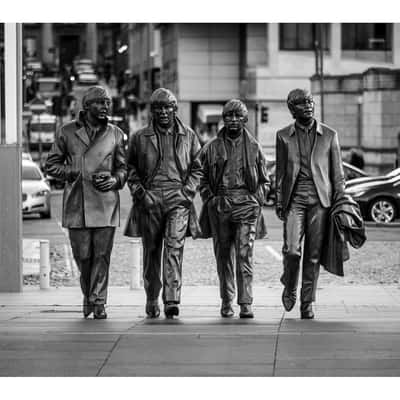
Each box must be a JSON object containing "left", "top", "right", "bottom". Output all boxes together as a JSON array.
[{"left": 22, "top": 165, "right": 42, "bottom": 180}]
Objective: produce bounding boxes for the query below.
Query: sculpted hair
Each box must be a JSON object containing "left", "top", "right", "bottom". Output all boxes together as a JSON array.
[
  {"left": 287, "top": 89, "right": 313, "bottom": 108},
  {"left": 222, "top": 99, "right": 248, "bottom": 122},
  {"left": 150, "top": 88, "right": 178, "bottom": 111},
  {"left": 82, "top": 86, "right": 111, "bottom": 108}
]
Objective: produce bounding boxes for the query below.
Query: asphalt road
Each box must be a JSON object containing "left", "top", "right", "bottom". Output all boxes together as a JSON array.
[{"left": 23, "top": 186, "right": 400, "bottom": 243}]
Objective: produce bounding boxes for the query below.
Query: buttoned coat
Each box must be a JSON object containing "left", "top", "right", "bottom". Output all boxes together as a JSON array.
[
  {"left": 123, "top": 117, "right": 202, "bottom": 238},
  {"left": 198, "top": 127, "right": 271, "bottom": 239},
  {"left": 45, "top": 113, "right": 127, "bottom": 228},
  {"left": 275, "top": 120, "right": 345, "bottom": 214}
]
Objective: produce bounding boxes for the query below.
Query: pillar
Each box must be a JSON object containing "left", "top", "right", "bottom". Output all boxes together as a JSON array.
[
  {"left": 331, "top": 23, "right": 342, "bottom": 70},
  {"left": 41, "top": 23, "right": 53, "bottom": 65},
  {"left": 0, "top": 23, "right": 23, "bottom": 292},
  {"left": 393, "top": 23, "right": 400, "bottom": 66},
  {"left": 86, "top": 23, "right": 98, "bottom": 64},
  {"left": 267, "top": 23, "right": 279, "bottom": 74}
]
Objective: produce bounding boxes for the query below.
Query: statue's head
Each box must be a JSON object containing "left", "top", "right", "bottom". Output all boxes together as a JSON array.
[
  {"left": 150, "top": 88, "right": 178, "bottom": 128},
  {"left": 82, "top": 85, "right": 111, "bottom": 121},
  {"left": 222, "top": 99, "right": 248, "bottom": 133},
  {"left": 287, "top": 88, "right": 314, "bottom": 123}
]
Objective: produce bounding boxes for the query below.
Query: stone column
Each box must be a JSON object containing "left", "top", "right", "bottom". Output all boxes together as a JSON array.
[
  {"left": 41, "top": 23, "right": 53, "bottom": 65},
  {"left": 331, "top": 23, "right": 342, "bottom": 70},
  {"left": 128, "top": 23, "right": 135, "bottom": 72},
  {"left": 267, "top": 23, "right": 279, "bottom": 74},
  {"left": 86, "top": 23, "right": 98, "bottom": 64},
  {"left": 392, "top": 23, "right": 400, "bottom": 66},
  {"left": 0, "top": 24, "right": 23, "bottom": 292}
]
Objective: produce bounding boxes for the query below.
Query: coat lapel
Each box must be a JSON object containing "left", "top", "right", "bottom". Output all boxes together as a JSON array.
[
  {"left": 148, "top": 133, "right": 159, "bottom": 153},
  {"left": 243, "top": 128, "right": 258, "bottom": 168},
  {"left": 311, "top": 121, "right": 324, "bottom": 163},
  {"left": 288, "top": 125, "right": 300, "bottom": 164},
  {"left": 214, "top": 136, "right": 227, "bottom": 187},
  {"left": 75, "top": 126, "right": 90, "bottom": 147}
]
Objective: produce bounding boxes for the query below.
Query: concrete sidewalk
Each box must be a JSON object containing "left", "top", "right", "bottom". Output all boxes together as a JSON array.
[{"left": 1, "top": 285, "right": 400, "bottom": 377}]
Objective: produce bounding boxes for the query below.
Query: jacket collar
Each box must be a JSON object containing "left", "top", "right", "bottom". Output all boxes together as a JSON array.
[
  {"left": 288, "top": 119, "right": 323, "bottom": 136},
  {"left": 217, "top": 126, "right": 256, "bottom": 143},
  {"left": 75, "top": 111, "right": 109, "bottom": 147},
  {"left": 144, "top": 116, "right": 186, "bottom": 136},
  {"left": 76, "top": 110, "right": 109, "bottom": 128}
]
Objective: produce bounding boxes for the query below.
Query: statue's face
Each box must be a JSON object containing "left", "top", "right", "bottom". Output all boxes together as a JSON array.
[
  {"left": 85, "top": 97, "right": 111, "bottom": 121},
  {"left": 223, "top": 110, "right": 246, "bottom": 133},
  {"left": 152, "top": 102, "right": 175, "bottom": 128},
  {"left": 290, "top": 93, "right": 314, "bottom": 124}
]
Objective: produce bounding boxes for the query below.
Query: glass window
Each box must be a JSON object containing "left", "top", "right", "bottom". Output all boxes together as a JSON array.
[
  {"left": 280, "top": 23, "right": 330, "bottom": 50},
  {"left": 22, "top": 165, "right": 42, "bottom": 180},
  {"left": 342, "top": 23, "right": 392, "bottom": 50}
]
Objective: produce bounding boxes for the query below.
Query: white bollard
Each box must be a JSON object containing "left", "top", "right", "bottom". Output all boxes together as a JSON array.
[
  {"left": 130, "top": 239, "right": 141, "bottom": 290},
  {"left": 40, "top": 240, "right": 50, "bottom": 290}
]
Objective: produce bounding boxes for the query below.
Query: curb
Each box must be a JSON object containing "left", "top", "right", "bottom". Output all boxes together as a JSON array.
[{"left": 365, "top": 221, "right": 400, "bottom": 228}]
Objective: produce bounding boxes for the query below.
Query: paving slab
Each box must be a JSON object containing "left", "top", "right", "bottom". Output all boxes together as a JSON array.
[
  {"left": 102, "top": 334, "right": 276, "bottom": 377},
  {"left": 276, "top": 333, "right": 400, "bottom": 360},
  {"left": 0, "top": 359, "right": 104, "bottom": 377},
  {"left": 0, "top": 285, "right": 400, "bottom": 377},
  {"left": 99, "top": 363, "right": 274, "bottom": 377},
  {"left": 274, "top": 369, "right": 400, "bottom": 377}
]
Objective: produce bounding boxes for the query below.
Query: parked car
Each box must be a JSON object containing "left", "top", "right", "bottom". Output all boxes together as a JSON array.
[
  {"left": 345, "top": 169, "right": 400, "bottom": 223},
  {"left": 343, "top": 162, "right": 370, "bottom": 181},
  {"left": 264, "top": 159, "right": 367, "bottom": 206},
  {"left": 22, "top": 160, "right": 51, "bottom": 219},
  {"left": 73, "top": 58, "right": 94, "bottom": 74},
  {"left": 76, "top": 72, "right": 98, "bottom": 86},
  {"left": 45, "top": 173, "right": 65, "bottom": 190},
  {"left": 346, "top": 167, "right": 400, "bottom": 188},
  {"left": 22, "top": 151, "right": 33, "bottom": 161}
]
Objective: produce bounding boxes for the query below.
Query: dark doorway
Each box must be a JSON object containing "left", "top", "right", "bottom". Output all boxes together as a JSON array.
[{"left": 59, "top": 35, "right": 79, "bottom": 68}]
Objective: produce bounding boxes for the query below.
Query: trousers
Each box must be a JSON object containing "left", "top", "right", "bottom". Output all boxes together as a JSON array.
[
  {"left": 69, "top": 227, "right": 116, "bottom": 305},
  {"left": 140, "top": 188, "right": 190, "bottom": 304},
  {"left": 208, "top": 193, "right": 260, "bottom": 305},
  {"left": 281, "top": 186, "right": 328, "bottom": 308}
]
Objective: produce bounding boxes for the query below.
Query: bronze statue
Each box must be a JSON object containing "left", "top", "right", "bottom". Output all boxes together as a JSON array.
[
  {"left": 45, "top": 86, "right": 127, "bottom": 319},
  {"left": 276, "top": 89, "right": 345, "bottom": 319},
  {"left": 199, "top": 99, "right": 270, "bottom": 318},
  {"left": 124, "top": 88, "right": 202, "bottom": 319}
]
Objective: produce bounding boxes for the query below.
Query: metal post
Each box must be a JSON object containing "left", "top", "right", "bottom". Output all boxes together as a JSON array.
[
  {"left": 130, "top": 239, "right": 141, "bottom": 289},
  {"left": 357, "top": 95, "right": 363, "bottom": 147},
  {"left": 254, "top": 103, "right": 259, "bottom": 140},
  {"left": 40, "top": 240, "right": 50, "bottom": 290}
]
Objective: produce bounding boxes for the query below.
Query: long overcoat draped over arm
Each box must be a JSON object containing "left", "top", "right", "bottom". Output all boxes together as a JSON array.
[
  {"left": 198, "top": 127, "right": 271, "bottom": 239},
  {"left": 275, "top": 120, "right": 345, "bottom": 215},
  {"left": 123, "top": 117, "right": 202, "bottom": 238},
  {"left": 45, "top": 114, "right": 127, "bottom": 228},
  {"left": 320, "top": 195, "right": 366, "bottom": 276}
]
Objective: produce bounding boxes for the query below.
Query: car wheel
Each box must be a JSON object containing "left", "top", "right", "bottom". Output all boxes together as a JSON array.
[
  {"left": 40, "top": 210, "right": 51, "bottom": 219},
  {"left": 369, "top": 198, "right": 396, "bottom": 223},
  {"left": 40, "top": 201, "right": 51, "bottom": 219}
]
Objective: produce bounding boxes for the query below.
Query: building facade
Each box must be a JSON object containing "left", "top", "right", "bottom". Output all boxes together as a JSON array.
[
  {"left": 125, "top": 23, "right": 400, "bottom": 172},
  {"left": 21, "top": 23, "right": 400, "bottom": 172}
]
